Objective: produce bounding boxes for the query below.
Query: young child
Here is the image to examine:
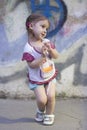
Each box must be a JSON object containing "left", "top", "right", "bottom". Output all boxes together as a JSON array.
[{"left": 22, "top": 13, "right": 58, "bottom": 125}]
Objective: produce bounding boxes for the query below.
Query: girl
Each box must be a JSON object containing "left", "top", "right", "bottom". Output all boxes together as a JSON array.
[{"left": 22, "top": 13, "right": 58, "bottom": 125}]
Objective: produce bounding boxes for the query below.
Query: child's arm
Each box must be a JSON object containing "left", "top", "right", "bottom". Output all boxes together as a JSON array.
[
  {"left": 43, "top": 42, "right": 59, "bottom": 59},
  {"left": 49, "top": 48, "right": 58, "bottom": 59},
  {"left": 27, "top": 57, "right": 46, "bottom": 68}
]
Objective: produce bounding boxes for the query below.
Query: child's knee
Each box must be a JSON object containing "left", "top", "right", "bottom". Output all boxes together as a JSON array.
[
  {"left": 47, "top": 93, "right": 55, "bottom": 102},
  {"left": 38, "top": 95, "right": 47, "bottom": 105}
]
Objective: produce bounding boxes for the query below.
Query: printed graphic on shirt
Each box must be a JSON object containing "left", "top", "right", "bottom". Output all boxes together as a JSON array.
[{"left": 40, "top": 58, "right": 55, "bottom": 79}]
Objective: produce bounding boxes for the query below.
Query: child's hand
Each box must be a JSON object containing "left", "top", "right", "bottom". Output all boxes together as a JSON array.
[
  {"left": 44, "top": 42, "right": 51, "bottom": 52},
  {"left": 41, "top": 45, "right": 48, "bottom": 56},
  {"left": 44, "top": 42, "right": 52, "bottom": 54}
]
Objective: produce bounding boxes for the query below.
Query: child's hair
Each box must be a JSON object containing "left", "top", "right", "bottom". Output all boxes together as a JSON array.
[{"left": 26, "top": 13, "right": 50, "bottom": 32}]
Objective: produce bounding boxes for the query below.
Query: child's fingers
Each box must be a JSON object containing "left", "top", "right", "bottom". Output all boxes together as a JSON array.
[
  {"left": 44, "top": 42, "right": 50, "bottom": 46},
  {"left": 44, "top": 42, "right": 51, "bottom": 49},
  {"left": 42, "top": 45, "right": 47, "bottom": 52}
]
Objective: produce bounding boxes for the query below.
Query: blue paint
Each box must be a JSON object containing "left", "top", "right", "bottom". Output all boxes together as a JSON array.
[
  {"left": 30, "top": 0, "right": 67, "bottom": 37},
  {"left": 0, "top": 24, "right": 9, "bottom": 56},
  {"left": 0, "top": 23, "right": 27, "bottom": 64},
  {"left": 56, "top": 25, "right": 87, "bottom": 52},
  {"left": 65, "top": 25, "right": 87, "bottom": 49},
  {"left": 30, "top": 0, "right": 52, "bottom": 17}
]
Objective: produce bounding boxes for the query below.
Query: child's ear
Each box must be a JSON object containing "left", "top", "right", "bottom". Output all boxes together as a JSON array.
[{"left": 29, "top": 23, "right": 33, "bottom": 30}]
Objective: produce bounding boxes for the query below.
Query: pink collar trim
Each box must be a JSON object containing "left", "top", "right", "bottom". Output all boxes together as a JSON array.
[{"left": 28, "top": 41, "right": 41, "bottom": 54}]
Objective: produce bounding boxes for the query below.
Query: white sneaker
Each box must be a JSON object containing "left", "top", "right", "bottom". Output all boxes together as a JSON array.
[
  {"left": 35, "top": 110, "right": 45, "bottom": 122},
  {"left": 43, "top": 114, "right": 55, "bottom": 125}
]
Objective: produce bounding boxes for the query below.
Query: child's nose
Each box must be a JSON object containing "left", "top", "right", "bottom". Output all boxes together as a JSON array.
[{"left": 44, "top": 29, "right": 47, "bottom": 33}]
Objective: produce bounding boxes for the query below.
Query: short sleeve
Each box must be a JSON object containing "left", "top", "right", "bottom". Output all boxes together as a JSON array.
[
  {"left": 50, "top": 43, "right": 55, "bottom": 49},
  {"left": 22, "top": 52, "right": 35, "bottom": 62}
]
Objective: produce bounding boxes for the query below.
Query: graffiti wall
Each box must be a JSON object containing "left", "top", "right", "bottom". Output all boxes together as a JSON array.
[
  {"left": 0, "top": 0, "right": 87, "bottom": 97},
  {"left": 0, "top": 0, "right": 87, "bottom": 65}
]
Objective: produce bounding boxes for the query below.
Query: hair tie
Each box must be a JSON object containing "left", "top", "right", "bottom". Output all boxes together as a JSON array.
[{"left": 26, "top": 22, "right": 31, "bottom": 27}]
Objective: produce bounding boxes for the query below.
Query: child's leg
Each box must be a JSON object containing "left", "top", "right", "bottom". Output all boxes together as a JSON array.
[
  {"left": 45, "top": 79, "right": 56, "bottom": 114},
  {"left": 43, "top": 79, "right": 56, "bottom": 125},
  {"left": 34, "top": 85, "right": 47, "bottom": 112}
]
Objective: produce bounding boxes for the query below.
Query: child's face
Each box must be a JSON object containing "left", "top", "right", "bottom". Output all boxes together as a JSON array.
[{"left": 31, "top": 20, "right": 49, "bottom": 40}]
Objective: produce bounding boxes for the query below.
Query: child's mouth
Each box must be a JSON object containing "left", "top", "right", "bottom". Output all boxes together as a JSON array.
[{"left": 41, "top": 33, "right": 45, "bottom": 38}]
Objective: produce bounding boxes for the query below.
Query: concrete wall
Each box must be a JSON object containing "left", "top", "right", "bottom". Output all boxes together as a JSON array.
[{"left": 0, "top": 0, "right": 87, "bottom": 99}]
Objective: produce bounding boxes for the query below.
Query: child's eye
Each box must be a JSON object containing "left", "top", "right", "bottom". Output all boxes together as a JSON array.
[
  {"left": 41, "top": 25, "right": 48, "bottom": 30},
  {"left": 42, "top": 25, "right": 45, "bottom": 28}
]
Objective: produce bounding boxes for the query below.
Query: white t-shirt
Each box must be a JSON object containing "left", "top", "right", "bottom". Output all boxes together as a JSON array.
[{"left": 22, "top": 39, "right": 57, "bottom": 84}]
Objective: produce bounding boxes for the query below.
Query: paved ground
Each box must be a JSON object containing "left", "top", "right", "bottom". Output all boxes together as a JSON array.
[{"left": 0, "top": 98, "right": 87, "bottom": 130}]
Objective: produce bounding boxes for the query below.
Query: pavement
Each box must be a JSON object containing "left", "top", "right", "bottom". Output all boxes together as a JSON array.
[{"left": 0, "top": 98, "right": 87, "bottom": 130}]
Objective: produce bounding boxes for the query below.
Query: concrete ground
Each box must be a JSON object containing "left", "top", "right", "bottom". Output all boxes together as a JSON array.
[{"left": 0, "top": 98, "right": 87, "bottom": 130}]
